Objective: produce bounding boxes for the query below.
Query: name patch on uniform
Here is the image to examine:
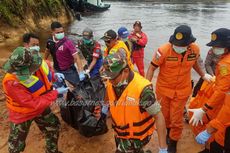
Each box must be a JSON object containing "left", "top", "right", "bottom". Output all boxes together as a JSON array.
[
  {"left": 166, "top": 57, "right": 178, "bottom": 61},
  {"left": 187, "top": 53, "right": 196, "bottom": 61}
]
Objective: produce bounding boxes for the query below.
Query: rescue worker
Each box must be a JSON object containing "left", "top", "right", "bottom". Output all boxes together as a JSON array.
[
  {"left": 146, "top": 25, "right": 213, "bottom": 153},
  {"left": 44, "top": 21, "right": 85, "bottom": 85},
  {"left": 102, "top": 29, "right": 134, "bottom": 70},
  {"left": 101, "top": 51, "right": 168, "bottom": 153},
  {"left": 2, "top": 47, "right": 68, "bottom": 153},
  {"left": 195, "top": 92, "right": 230, "bottom": 153},
  {"left": 22, "top": 33, "right": 40, "bottom": 52},
  {"left": 76, "top": 28, "right": 103, "bottom": 78},
  {"left": 128, "top": 21, "right": 148, "bottom": 76},
  {"left": 188, "top": 28, "right": 230, "bottom": 153},
  {"left": 117, "top": 27, "right": 133, "bottom": 53}
]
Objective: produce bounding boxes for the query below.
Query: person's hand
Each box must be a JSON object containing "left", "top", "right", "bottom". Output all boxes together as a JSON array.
[
  {"left": 188, "top": 108, "right": 205, "bottom": 126},
  {"left": 202, "top": 73, "right": 214, "bottom": 83},
  {"left": 195, "top": 130, "right": 211, "bottom": 144},
  {"left": 79, "top": 71, "right": 85, "bottom": 81},
  {"left": 130, "top": 37, "right": 138, "bottom": 43},
  {"left": 159, "top": 148, "right": 168, "bottom": 153},
  {"left": 54, "top": 73, "right": 65, "bottom": 82},
  {"left": 56, "top": 86, "right": 69, "bottom": 94}
]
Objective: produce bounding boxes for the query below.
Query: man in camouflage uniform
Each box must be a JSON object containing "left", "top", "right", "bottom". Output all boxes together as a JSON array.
[
  {"left": 2, "top": 46, "right": 68, "bottom": 153},
  {"left": 101, "top": 50, "right": 168, "bottom": 153}
]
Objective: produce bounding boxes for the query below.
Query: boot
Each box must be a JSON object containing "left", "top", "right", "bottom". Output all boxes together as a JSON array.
[
  {"left": 166, "top": 128, "right": 170, "bottom": 145},
  {"left": 168, "top": 139, "right": 177, "bottom": 153},
  {"left": 198, "top": 148, "right": 210, "bottom": 153}
]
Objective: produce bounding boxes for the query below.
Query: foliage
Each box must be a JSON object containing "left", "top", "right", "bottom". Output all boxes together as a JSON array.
[{"left": 0, "top": 0, "right": 66, "bottom": 27}]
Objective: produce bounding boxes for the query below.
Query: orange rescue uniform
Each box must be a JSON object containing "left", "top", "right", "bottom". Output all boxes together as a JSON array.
[
  {"left": 152, "top": 42, "right": 200, "bottom": 140},
  {"left": 209, "top": 92, "right": 230, "bottom": 147}
]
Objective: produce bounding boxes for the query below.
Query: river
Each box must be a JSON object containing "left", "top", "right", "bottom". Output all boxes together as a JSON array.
[{"left": 1, "top": 1, "right": 230, "bottom": 66}]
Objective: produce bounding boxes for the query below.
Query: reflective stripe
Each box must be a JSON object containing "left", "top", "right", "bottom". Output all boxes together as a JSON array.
[
  {"left": 20, "top": 76, "right": 39, "bottom": 88},
  {"left": 27, "top": 80, "right": 44, "bottom": 93}
]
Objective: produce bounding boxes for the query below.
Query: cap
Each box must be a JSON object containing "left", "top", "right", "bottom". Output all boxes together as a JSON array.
[
  {"left": 169, "top": 25, "right": 196, "bottom": 46},
  {"left": 82, "top": 28, "right": 93, "bottom": 39},
  {"left": 207, "top": 28, "right": 230, "bottom": 48},
  {"left": 118, "top": 27, "right": 129, "bottom": 39},
  {"left": 2, "top": 47, "right": 42, "bottom": 80},
  {"left": 101, "top": 50, "right": 127, "bottom": 80},
  {"left": 101, "top": 29, "right": 117, "bottom": 41},
  {"left": 133, "top": 21, "right": 142, "bottom": 28}
]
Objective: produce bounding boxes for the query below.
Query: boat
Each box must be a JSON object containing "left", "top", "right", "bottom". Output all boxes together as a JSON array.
[{"left": 84, "top": 0, "right": 111, "bottom": 12}]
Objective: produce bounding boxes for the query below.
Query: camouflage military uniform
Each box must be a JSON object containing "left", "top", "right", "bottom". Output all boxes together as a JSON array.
[
  {"left": 8, "top": 108, "right": 60, "bottom": 153},
  {"left": 113, "top": 71, "right": 160, "bottom": 153}
]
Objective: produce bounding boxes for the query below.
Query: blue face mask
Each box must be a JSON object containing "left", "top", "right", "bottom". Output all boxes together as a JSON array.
[
  {"left": 55, "top": 32, "right": 65, "bottom": 40},
  {"left": 83, "top": 38, "right": 93, "bottom": 45},
  {"left": 29, "top": 46, "right": 40, "bottom": 52}
]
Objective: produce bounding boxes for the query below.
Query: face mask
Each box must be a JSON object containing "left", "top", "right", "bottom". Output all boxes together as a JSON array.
[
  {"left": 83, "top": 38, "right": 93, "bottom": 45},
  {"left": 121, "top": 38, "right": 128, "bottom": 42},
  {"left": 55, "top": 32, "right": 65, "bottom": 40},
  {"left": 173, "top": 45, "right": 187, "bottom": 54},
  {"left": 213, "top": 48, "right": 225, "bottom": 55},
  {"left": 29, "top": 46, "right": 40, "bottom": 52}
]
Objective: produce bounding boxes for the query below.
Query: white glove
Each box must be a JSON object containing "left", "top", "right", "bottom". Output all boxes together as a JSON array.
[
  {"left": 84, "top": 69, "right": 91, "bottom": 78},
  {"left": 159, "top": 148, "right": 168, "bottom": 153},
  {"left": 202, "top": 73, "right": 213, "bottom": 83},
  {"left": 188, "top": 108, "right": 205, "bottom": 126}
]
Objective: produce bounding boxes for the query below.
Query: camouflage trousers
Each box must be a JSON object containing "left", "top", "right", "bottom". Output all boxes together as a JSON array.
[
  {"left": 115, "top": 136, "right": 151, "bottom": 153},
  {"left": 8, "top": 108, "right": 60, "bottom": 153}
]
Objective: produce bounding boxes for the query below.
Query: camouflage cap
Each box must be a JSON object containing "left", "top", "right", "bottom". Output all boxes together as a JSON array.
[
  {"left": 101, "top": 49, "right": 128, "bottom": 80},
  {"left": 2, "top": 46, "right": 42, "bottom": 80}
]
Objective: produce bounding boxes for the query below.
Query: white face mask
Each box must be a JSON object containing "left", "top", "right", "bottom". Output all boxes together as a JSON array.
[
  {"left": 173, "top": 45, "right": 187, "bottom": 54},
  {"left": 213, "top": 47, "right": 225, "bottom": 55},
  {"left": 29, "top": 46, "right": 40, "bottom": 52}
]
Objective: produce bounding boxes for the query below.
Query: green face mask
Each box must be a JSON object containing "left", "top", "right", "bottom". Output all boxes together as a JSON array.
[
  {"left": 55, "top": 32, "right": 65, "bottom": 40},
  {"left": 29, "top": 46, "right": 40, "bottom": 52},
  {"left": 83, "top": 38, "right": 93, "bottom": 45}
]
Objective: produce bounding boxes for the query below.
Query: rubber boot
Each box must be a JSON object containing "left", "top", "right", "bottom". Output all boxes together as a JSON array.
[
  {"left": 168, "top": 139, "right": 177, "bottom": 153},
  {"left": 198, "top": 148, "right": 210, "bottom": 153},
  {"left": 166, "top": 128, "right": 170, "bottom": 145}
]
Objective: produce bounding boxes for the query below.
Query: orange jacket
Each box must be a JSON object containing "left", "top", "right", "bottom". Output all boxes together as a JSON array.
[
  {"left": 104, "top": 40, "right": 134, "bottom": 70},
  {"left": 188, "top": 80, "right": 222, "bottom": 136},
  {"left": 209, "top": 92, "right": 230, "bottom": 147},
  {"left": 2, "top": 60, "right": 57, "bottom": 123},
  {"left": 107, "top": 72, "right": 155, "bottom": 140},
  {"left": 152, "top": 42, "right": 200, "bottom": 99},
  {"left": 203, "top": 53, "right": 230, "bottom": 111}
]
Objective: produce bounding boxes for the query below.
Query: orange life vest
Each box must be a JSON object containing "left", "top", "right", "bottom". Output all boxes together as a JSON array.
[
  {"left": 107, "top": 72, "right": 155, "bottom": 140},
  {"left": 156, "top": 43, "right": 200, "bottom": 99},
  {"left": 104, "top": 40, "right": 134, "bottom": 70},
  {"left": 2, "top": 60, "right": 53, "bottom": 113}
]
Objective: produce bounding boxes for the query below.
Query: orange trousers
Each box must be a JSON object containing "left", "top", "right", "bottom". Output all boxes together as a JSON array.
[{"left": 157, "top": 91, "right": 188, "bottom": 141}]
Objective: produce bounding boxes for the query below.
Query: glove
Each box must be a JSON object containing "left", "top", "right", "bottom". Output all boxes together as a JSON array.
[
  {"left": 188, "top": 108, "right": 205, "bottom": 126},
  {"left": 101, "top": 105, "right": 109, "bottom": 115},
  {"left": 202, "top": 73, "right": 213, "bottom": 83},
  {"left": 130, "top": 37, "right": 138, "bottom": 43},
  {"left": 159, "top": 148, "right": 168, "bottom": 153},
  {"left": 54, "top": 73, "right": 65, "bottom": 82},
  {"left": 79, "top": 71, "right": 85, "bottom": 81},
  {"left": 56, "top": 86, "right": 69, "bottom": 94},
  {"left": 196, "top": 130, "right": 211, "bottom": 144},
  {"left": 84, "top": 69, "right": 91, "bottom": 78}
]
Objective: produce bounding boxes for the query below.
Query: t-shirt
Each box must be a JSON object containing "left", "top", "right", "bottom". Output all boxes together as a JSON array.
[{"left": 47, "top": 36, "right": 77, "bottom": 71}]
